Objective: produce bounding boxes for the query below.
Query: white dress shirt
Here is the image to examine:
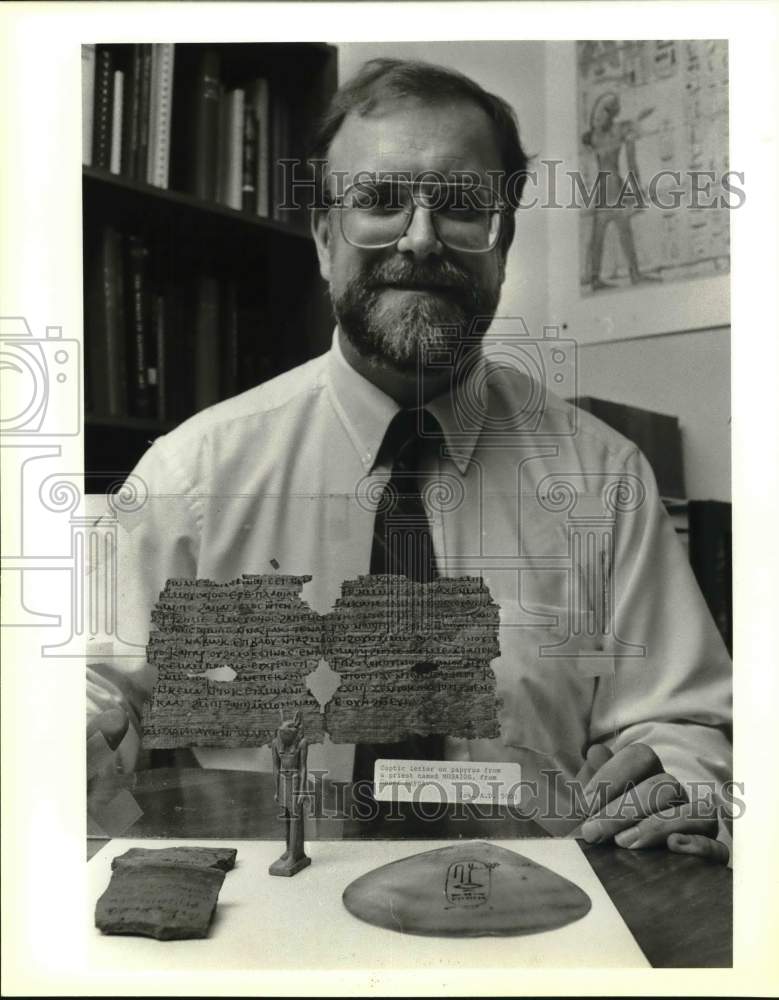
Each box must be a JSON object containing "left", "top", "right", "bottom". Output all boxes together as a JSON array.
[{"left": 97, "top": 330, "right": 731, "bottom": 797}]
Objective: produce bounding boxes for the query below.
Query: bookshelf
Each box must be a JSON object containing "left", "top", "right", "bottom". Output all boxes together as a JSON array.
[{"left": 82, "top": 42, "right": 338, "bottom": 493}]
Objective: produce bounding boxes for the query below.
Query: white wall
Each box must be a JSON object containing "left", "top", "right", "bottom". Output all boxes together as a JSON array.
[
  {"left": 335, "top": 42, "right": 731, "bottom": 502},
  {"left": 577, "top": 327, "right": 731, "bottom": 501}
]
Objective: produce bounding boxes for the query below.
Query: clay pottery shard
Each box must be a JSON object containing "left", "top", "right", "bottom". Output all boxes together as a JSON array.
[
  {"left": 111, "top": 846, "right": 238, "bottom": 872},
  {"left": 95, "top": 863, "right": 227, "bottom": 940},
  {"left": 343, "top": 841, "right": 591, "bottom": 937}
]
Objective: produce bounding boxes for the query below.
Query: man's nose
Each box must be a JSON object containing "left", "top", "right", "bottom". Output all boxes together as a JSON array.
[{"left": 395, "top": 205, "right": 443, "bottom": 259}]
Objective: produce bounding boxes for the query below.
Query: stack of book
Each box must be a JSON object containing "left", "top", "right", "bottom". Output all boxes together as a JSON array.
[
  {"left": 82, "top": 44, "right": 292, "bottom": 220},
  {"left": 184, "top": 50, "right": 279, "bottom": 217},
  {"left": 82, "top": 43, "right": 176, "bottom": 188},
  {"left": 84, "top": 226, "right": 275, "bottom": 424}
]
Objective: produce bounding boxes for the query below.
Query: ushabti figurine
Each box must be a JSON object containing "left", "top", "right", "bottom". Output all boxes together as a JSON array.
[{"left": 268, "top": 710, "right": 311, "bottom": 876}]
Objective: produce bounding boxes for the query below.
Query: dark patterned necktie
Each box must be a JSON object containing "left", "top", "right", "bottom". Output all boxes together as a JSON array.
[{"left": 352, "top": 408, "right": 446, "bottom": 786}]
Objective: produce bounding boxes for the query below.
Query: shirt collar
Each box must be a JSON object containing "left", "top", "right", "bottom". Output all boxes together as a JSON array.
[{"left": 326, "top": 328, "right": 483, "bottom": 475}]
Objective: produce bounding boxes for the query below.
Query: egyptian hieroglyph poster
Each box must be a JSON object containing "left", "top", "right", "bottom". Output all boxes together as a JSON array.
[{"left": 577, "top": 40, "right": 730, "bottom": 295}]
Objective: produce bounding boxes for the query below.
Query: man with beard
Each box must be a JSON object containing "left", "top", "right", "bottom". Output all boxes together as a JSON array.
[{"left": 88, "top": 59, "right": 732, "bottom": 862}]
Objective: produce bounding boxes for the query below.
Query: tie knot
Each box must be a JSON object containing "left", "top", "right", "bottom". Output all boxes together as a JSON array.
[{"left": 381, "top": 409, "right": 442, "bottom": 470}]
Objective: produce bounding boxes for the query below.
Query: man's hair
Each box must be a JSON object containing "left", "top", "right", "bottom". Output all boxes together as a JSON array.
[{"left": 309, "top": 57, "right": 531, "bottom": 252}]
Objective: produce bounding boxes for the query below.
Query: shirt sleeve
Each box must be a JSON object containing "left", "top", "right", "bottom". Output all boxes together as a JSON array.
[
  {"left": 589, "top": 446, "right": 732, "bottom": 797},
  {"left": 88, "top": 435, "right": 201, "bottom": 769}
]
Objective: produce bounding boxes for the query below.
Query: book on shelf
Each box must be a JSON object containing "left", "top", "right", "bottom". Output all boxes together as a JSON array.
[
  {"left": 121, "top": 45, "right": 141, "bottom": 178},
  {"left": 82, "top": 44, "right": 96, "bottom": 166},
  {"left": 271, "top": 90, "right": 291, "bottom": 223},
  {"left": 110, "top": 70, "right": 124, "bottom": 175},
  {"left": 146, "top": 44, "right": 160, "bottom": 182},
  {"left": 85, "top": 225, "right": 127, "bottom": 417},
  {"left": 158, "top": 44, "right": 176, "bottom": 188},
  {"left": 221, "top": 279, "right": 239, "bottom": 400},
  {"left": 249, "top": 77, "right": 270, "bottom": 217},
  {"left": 86, "top": 237, "right": 276, "bottom": 427},
  {"left": 159, "top": 279, "right": 194, "bottom": 424},
  {"left": 147, "top": 43, "right": 175, "bottom": 188},
  {"left": 194, "top": 276, "right": 222, "bottom": 411},
  {"left": 92, "top": 45, "right": 114, "bottom": 170},
  {"left": 83, "top": 43, "right": 174, "bottom": 186},
  {"left": 84, "top": 43, "right": 336, "bottom": 488},
  {"left": 126, "top": 235, "right": 155, "bottom": 418},
  {"left": 186, "top": 47, "right": 222, "bottom": 201},
  {"left": 151, "top": 292, "right": 167, "bottom": 422},
  {"left": 220, "top": 276, "right": 273, "bottom": 397},
  {"left": 241, "top": 99, "right": 258, "bottom": 213},
  {"left": 218, "top": 88, "right": 244, "bottom": 210},
  {"left": 103, "top": 226, "right": 127, "bottom": 417},
  {"left": 171, "top": 53, "right": 286, "bottom": 219},
  {"left": 82, "top": 43, "right": 311, "bottom": 230},
  {"left": 136, "top": 44, "right": 153, "bottom": 182},
  {"left": 182, "top": 61, "right": 278, "bottom": 218}
]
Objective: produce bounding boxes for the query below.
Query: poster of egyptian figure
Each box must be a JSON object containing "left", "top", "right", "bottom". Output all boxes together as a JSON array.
[{"left": 577, "top": 40, "right": 730, "bottom": 295}]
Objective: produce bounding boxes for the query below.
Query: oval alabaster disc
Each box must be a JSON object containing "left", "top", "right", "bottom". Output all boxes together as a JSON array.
[{"left": 342, "top": 841, "right": 591, "bottom": 937}]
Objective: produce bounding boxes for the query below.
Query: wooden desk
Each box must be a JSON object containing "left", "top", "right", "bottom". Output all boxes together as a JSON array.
[{"left": 89, "top": 767, "right": 732, "bottom": 968}]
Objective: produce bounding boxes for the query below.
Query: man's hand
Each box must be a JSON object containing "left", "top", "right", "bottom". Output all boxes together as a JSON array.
[
  {"left": 87, "top": 665, "right": 137, "bottom": 755},
  {"left": 87, "top": 707, "right": 129, "bottom": 754},
  {"left": 87, "top": 665, "right": 134, "bottom": 785},
  {"left": 577, "top": 743, "right": 730, "bottom": 864},
  {"left": 86, "top": 674, "right": 144, "bottom": 838}
]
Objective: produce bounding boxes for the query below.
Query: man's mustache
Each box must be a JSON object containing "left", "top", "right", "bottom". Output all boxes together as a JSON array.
[{"left": 364, "top": 259, "right": 473, "bottom": 295}]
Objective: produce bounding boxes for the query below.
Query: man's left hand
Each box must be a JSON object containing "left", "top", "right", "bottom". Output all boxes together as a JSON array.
[{"left": 577, "top": 743, "right": 730, "bottom": 864}]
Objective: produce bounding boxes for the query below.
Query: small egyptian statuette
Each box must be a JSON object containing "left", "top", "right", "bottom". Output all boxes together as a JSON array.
[{"left": 268, "top": 710, "right": 311, "bottom": 876}]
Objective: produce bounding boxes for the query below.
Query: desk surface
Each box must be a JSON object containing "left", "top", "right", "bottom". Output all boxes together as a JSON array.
[{"left": 90, "top": 767, "right": 732, "bottom": 968}]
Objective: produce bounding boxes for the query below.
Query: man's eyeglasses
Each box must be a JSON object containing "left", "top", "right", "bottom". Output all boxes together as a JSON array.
[{"left": 326, "top": 179, "right": 506, "bottom": 253}]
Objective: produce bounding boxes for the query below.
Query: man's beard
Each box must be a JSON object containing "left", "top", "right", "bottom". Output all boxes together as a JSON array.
[{"left": 332, "top": 256, "right": 501, "bottom": 373}]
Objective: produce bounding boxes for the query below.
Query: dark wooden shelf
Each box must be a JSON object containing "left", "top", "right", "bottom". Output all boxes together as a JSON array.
[
  {"left": 86, "top": 413, "right": 178, "bottom": 433},
  {"left": 83, "top": 41, "right": 338, "bottom": 484},
  {"left": 83, "top": 167, "right": 313, "bottom": 243}
]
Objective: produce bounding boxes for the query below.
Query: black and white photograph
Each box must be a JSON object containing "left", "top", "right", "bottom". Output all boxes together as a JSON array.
[{"left": 1, "top": 3, "right": 777, "bottom": 996}]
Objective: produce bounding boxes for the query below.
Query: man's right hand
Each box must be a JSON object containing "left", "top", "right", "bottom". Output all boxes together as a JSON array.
[
  {"left": 87, "top": 665, "right": 140, "bottom": 774},
  {"left": 575, "top": 742, "right": 730, "bottom": 864},
  {"left": 87, "top": 706, "right": 129, "bottom": 753}
]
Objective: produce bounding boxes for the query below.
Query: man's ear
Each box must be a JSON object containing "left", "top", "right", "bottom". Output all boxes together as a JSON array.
[
  {"left": 497, "top": 247, "right": 507, "bottom": 285},
  {"left": 493, "top": 243, "right": 508, "bottom": 288},
  {"left": 311, "top": 208, "right": 332, "bottom": 282},
  {"left": 497, "top": 217, "right": 516, "bottom": 284}
]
